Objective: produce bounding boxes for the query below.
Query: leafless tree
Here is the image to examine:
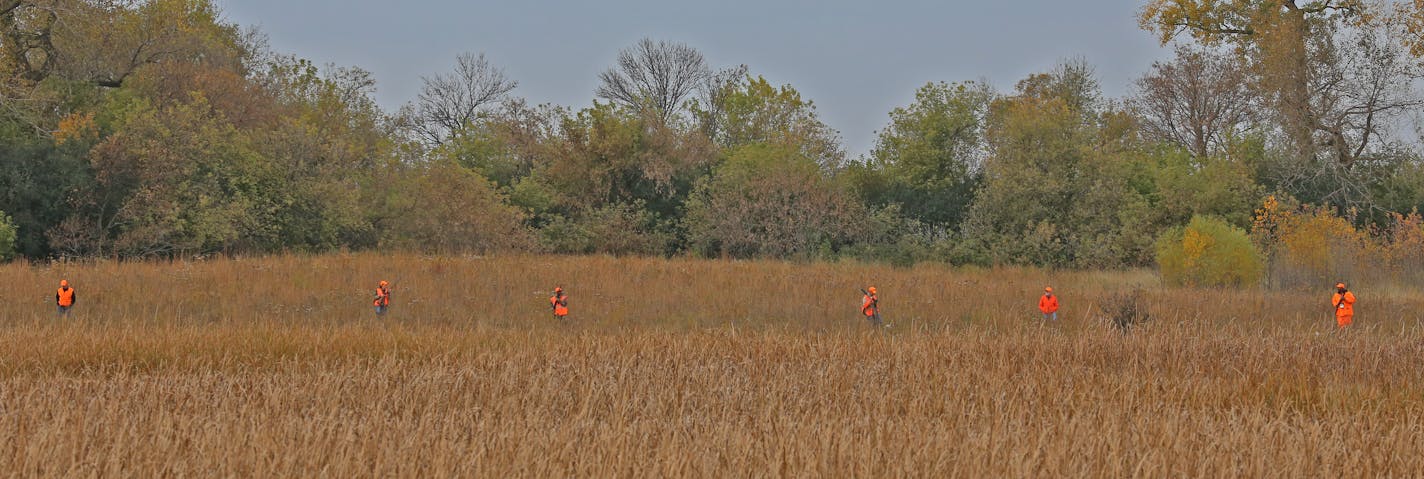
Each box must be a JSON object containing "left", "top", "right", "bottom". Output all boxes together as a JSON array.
[
  {"left": 1309, "top": 16, "right": 1424, "bottom": 169},
  {"left": 1132, "top": 45, "right": 1259, "bottom": 159},
  {"left": 1287, "top": 15, "right": 1424, "bottom": 208},
  {"left": 596, "top": 38, "right": 710, "bottom": 124},
  {"left": 692, "top": 63, "right": 748, "bottom": 142},
  {"left": 1137, "top": 0, "right": 1367, "bottom": 164},
  {"left": 408, "top": 52, "right": 518, "bottom": 145}
]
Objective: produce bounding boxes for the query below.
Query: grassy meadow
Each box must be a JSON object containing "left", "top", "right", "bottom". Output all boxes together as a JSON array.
[{"left": 1, "top": 253, "right": 1422, "bottom": 476}]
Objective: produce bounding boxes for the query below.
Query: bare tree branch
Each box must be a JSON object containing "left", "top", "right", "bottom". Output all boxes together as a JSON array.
[
  {"left": 596, "top": 38, "right": 710, "bottom": 124},
  {"left": 408, "top": 52, "right": 518, "bottom": 146},
  {"left": 692, "top": 64, "right": 748, "bottom": 142},
  {"left": 1308, "top": 14, "right": 1423, "bottom": 168},
  {"left": 1132, "top": 45, "right": 1259, "bottom": 158},
  {"left": 0, "top": 1, "right": 57, "bottom": 83},
  {"left": 0, "top": 0, "right": 23, "bottom": 17},
  {"left": 1292, "top": 0, "right": 1365, "bottom": 15}
]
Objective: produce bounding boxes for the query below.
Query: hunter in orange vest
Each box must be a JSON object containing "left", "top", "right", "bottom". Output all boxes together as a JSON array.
[
  {"left": 551, "top": 287, "right": 569, "bottom": 319},
  {"left": 1039, "top": 287, "right": 1059, "bottom": 321},
  {"left": 1332, "top": 282, "right": 1355, "bottom": 329},
  {"left": 862, "top": 286, "right": 882, "bottom": 327},
  {"left": 56, "top": 279, "right": 76, "bottom": 316},
  {"left": 373, "top": 281, "right": 391, "bottom": 316}
]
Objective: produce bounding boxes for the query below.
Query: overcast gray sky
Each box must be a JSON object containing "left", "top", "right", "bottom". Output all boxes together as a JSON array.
[{"left": 217, "top": 0, "right": 1171, "bottom": 156}]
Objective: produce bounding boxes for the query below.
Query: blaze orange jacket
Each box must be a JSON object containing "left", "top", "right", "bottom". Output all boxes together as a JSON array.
[
  {"left": 551, "top": 294, "right": 568, "bottom": 317},
  {"left": 57, "top": 287, "right": 76, "bottom": 307},
  {"left": 374, "top": 287, "right": 390, "bottom": 307},
  {"left": 862, "top": 294, "right": 878, "bottom": 317},
  {"left": 1332, "top": 291, "right": 1355, "bottom": 317},
  {"left": 1039, "top": 294, "right": 1058, "bottom": 314}
]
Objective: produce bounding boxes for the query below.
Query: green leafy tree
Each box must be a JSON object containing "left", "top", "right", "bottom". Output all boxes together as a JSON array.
[
  {"left": 962, "top": 63, "right": 1100, "bottom": 266},
  {"left": 0, "top": 122, "right": 92, "bottom": 257},
  {"left": 375, "top": 160, "right": 534, "bottom": 254},
  {"left": 1147, "top": 145, "right": 1264, "bottom": 229},
  {"left": 692, "top": 74, "right": 844, "bottom": 169},
  {"left": 963, "top": 62, "right": 1176, "bottom": 267},
  {"left": 72, "top": 96, "right": 279, "bottom": 257},
  {"left": 856, "top": 81, "right": 993, "bottom": 231},
  {"left": 434, "top": 100, "right": 562, "bottom": 190},
  {"left": 685, "top": 143, "right": 866, "bottom": 259},
  {"left": 543, "top": 102, "right": 716, "bottom": 227},
  {"left": 1369, "top": 154, "right": 1424, "bottom": 222},
  {"left": 252, "top": 58, "right": 387, "bottom": 251}
]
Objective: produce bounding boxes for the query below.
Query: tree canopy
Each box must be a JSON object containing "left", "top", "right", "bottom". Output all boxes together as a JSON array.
[{"left": 1, "top": 0, "right": 1423, "bottom": 277}]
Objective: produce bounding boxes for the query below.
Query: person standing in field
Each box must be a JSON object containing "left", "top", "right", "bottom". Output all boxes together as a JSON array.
[
  {"left": 1039, "top": 286, "right": 1059, "bottom": 322},
  {"left": 1332, "top": 282, "right": 1355, "bottom": 329},
  {"left": 373, "top": 280, "right": 391, "bottom": 316},
  {"left": 862, "top": 286, "right": 882, "bottom": 327},
  {"left": 551, "top": 287, "right": 569, "bottom": 320},
  {"left": 56, "top": 279, "right": 76, "bottom": 316}
]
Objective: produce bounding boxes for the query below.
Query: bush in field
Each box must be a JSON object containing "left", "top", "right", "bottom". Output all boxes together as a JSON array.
[
  {"left": 0, "top": 211, "right": 16, "bottom": 261},
  {"left": 1156, "top": 215, "right": 1263, "bottom": 287},
  {"left": 1104, "top": 289, "right": 1152, "bottom": 332}
]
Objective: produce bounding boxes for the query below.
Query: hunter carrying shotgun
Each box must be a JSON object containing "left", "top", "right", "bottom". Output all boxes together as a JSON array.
[
  {"left": 373, "top": 280, "right": 391, "bottom": 317},
  {"left": 861, "top": 287, "right": 882, "bottom": 327},
  {"left": 550, "top": 287, "right": 569, "bottom": 319},
  {"left": 1332, "top": 282, "right": 1355, "bottom": 329}
]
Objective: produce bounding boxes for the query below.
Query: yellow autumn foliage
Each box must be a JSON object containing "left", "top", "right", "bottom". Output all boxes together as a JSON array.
[
  {"left": 52, "top": 112, "right": 97, "bottom": 146},
  {"left": 1251, "top": 196, "right": 1424, "bottom": 288},
  {"left": 1156, "top": 215, "right": 1263, "bottom": 287}
]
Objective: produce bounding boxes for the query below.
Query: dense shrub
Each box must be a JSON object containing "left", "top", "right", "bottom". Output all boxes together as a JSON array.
[
  {"left": 0, "top": 212, "right": 16, "bottom": 262},
  {"left": 1156, "top": 215, "right": 1263, "bottom": 287},
  {"left": 1104, "top": 289, "right": 1152, "bottom": 332},
  {"left": 539, "top": 202, "right": 674, "bottom": 257},
  {"left": 379, "top": 161, "right": 536, "bottom": 254},
  {"left": 1374, "top": 211, "right": 1424, "bottom": 285},
  {"left": 1250, "top": 196, "right": 1370, "bottom": 288},
  {"left": 684, "top": 144, "right": 866, "bottom": 259}
]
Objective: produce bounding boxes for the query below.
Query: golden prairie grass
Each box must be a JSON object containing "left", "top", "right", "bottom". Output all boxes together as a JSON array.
[{"left": 1, "top": 253, "right": 1423, "bottom": 476}]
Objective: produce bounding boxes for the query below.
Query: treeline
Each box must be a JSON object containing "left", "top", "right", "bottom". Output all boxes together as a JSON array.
[{"left": 2, "top": 0, "right": 1424, "bottom": 280}]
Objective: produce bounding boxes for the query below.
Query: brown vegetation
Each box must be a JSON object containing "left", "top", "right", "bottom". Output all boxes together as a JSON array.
[{"left": 1, "top": 254, "right": 1423, "bottom": 476}]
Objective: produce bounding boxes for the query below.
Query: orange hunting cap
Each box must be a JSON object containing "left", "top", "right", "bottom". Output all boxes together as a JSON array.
[
  {"left": 555, "top": 286, "right": 563, "bottom": 293},
  {"left": 1336, "top": 282, "right": 1346, "bottom": 289},
  {"left": 1045, "top": 286, "right": 1053, "bottom": 293},
  {"left": 379, "top": 280, "right": 389, "bottom": 287},
  {"left": 868, "top": 286, "right": 877, "bottom": 294},
  {"left": 60, "top": 279, "right": 69, "bottom": 287}
]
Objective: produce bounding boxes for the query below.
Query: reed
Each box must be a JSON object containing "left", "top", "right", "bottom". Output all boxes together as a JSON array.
[{"left": 1, "top": 253, "right": 1421, "bottom": 476}]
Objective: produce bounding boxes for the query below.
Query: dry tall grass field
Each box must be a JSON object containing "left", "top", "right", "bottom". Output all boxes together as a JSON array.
[{"left": 2, "top": 253, "right": 1423, "bottom": 477}]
